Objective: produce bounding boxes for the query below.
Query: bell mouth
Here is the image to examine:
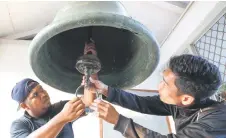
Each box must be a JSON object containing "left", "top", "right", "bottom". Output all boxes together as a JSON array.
[
  {"left": 45, "top": 26, "right": 138, "bottom": 75},
  {"left": 29, "top": 13, "right": 160, "bottom": 93}
]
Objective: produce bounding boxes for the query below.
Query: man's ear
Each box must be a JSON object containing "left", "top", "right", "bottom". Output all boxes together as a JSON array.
[
  {"left": 181, "top": 95, "right": 195, "bottom": 106},
  {"left": 20, "top": 102, "right": 29, "bottom": 110}
]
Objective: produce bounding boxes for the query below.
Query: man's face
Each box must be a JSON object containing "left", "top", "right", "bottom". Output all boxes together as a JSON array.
[
  {"left": 23, "top": 85, "right": 51, "bottom": 117},
  {"left": 158, "top": 68, "right": 182, "bottom": 105}
]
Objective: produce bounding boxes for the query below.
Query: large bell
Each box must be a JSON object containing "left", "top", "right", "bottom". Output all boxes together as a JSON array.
[{"left": 29, "top": 1, "right": 160, "bottom": 94}]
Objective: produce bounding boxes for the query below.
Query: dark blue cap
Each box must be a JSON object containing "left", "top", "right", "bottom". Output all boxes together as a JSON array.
[{"left": 11, "top": 78, "right": 39, "bottom": 103}]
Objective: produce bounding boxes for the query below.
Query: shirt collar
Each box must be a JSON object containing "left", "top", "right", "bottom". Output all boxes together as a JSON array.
[{"left": 23, "top": 106, "right": 52, "bottom": 119}]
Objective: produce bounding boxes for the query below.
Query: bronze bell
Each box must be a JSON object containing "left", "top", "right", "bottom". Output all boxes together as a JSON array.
[{"left": 28, "top": 1, "right": 160, "bottom": 94}]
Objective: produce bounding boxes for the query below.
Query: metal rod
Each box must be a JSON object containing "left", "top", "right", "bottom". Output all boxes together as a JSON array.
[
  {"left": 99, "top": 119, "right": 103, "bottom": 138},
  {"left": 87, "top": 26, "right": 93, "bottom": 43}
]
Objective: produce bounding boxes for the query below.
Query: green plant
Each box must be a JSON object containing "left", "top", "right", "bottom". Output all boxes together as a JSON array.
[{"left": 217, "top": 82, "right": 226, "bottom": 100}]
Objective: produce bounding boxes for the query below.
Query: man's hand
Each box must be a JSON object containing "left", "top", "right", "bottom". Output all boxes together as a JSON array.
[
  {"left": 90, "top": 99, "right": 119, "bottom": 125},
  {"left": 81, "top": 74, "right": 108, "bottom": 97},
  {"left": 59, "top": 97, "right": 85, "bottom": 123},
  {"left": 81, "top": 75, "right": 108, "bottom": 97},
  {"left": 89, "top": 77, "right": 109, "bottom": 97}
]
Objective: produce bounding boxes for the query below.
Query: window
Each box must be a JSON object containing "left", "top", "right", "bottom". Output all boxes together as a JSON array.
[{"left": 194, "top": 14, "right": 226, "bottom": 82}]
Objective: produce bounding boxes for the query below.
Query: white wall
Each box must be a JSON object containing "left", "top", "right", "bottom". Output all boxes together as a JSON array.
[
  {"left": 0, "top": 39, "right": 168, "bottom": 138},
  {"left": 0, "top": 1, "right": 184, "bottom": 44},
  {"left": 121, "top": 1, "right": 183, "bottom": 43}
]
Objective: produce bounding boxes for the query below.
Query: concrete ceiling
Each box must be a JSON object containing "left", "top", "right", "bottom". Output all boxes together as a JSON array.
[{"left": 0, "top": 1, "right": 189, "bottom": 43}]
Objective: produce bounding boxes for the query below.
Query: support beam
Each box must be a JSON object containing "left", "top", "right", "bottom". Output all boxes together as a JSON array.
[
  {"left": 2, "top": 26, "right": 44, "bottom": 40},
  {"left": 166, "top": 1, "right": 189, "bottom": 9}
]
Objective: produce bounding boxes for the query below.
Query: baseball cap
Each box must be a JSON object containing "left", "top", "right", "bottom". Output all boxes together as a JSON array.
[{"left": 11, "top": 78, "right": 39, "bottom": 110}]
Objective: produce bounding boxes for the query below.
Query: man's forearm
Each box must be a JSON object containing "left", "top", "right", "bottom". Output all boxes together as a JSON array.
[{"left": 27, "top": 113, "right": 67, "bottom": 138}]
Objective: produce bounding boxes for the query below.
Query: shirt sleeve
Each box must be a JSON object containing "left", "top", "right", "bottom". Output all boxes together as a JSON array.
[
  {"left": 114, "top": 114, "right": 214, "bottom": 138},
  {"left": 10, "top": 119, "right": 31, "bottom": 138},
  {"left": 107, "top": 87, "right": 174, "bottom": 116},
  {"left": 51, "top": 100, "right": 69, "bottom": 115}
]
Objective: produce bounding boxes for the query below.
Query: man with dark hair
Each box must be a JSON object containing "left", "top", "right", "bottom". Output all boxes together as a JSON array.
[
  {"left": 10, "top": 78, "right": 85, "bottom": 138},
  {"left": 89, "top": 54, "right": 226, "bottom": 138}
]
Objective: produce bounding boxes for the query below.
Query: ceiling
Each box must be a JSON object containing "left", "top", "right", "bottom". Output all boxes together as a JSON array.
[{"left": 0, "top": 1, "right": 189, "bottom": 44}]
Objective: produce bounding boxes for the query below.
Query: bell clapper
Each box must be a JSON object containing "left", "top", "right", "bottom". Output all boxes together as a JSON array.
[{"left": 75, "top": 38, "right": 102, "bottom": 108}]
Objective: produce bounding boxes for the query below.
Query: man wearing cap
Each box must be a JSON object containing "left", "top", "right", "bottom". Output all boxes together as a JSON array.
[{"left": 10, "top": 78, "right": 85, "bottom": 138}]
